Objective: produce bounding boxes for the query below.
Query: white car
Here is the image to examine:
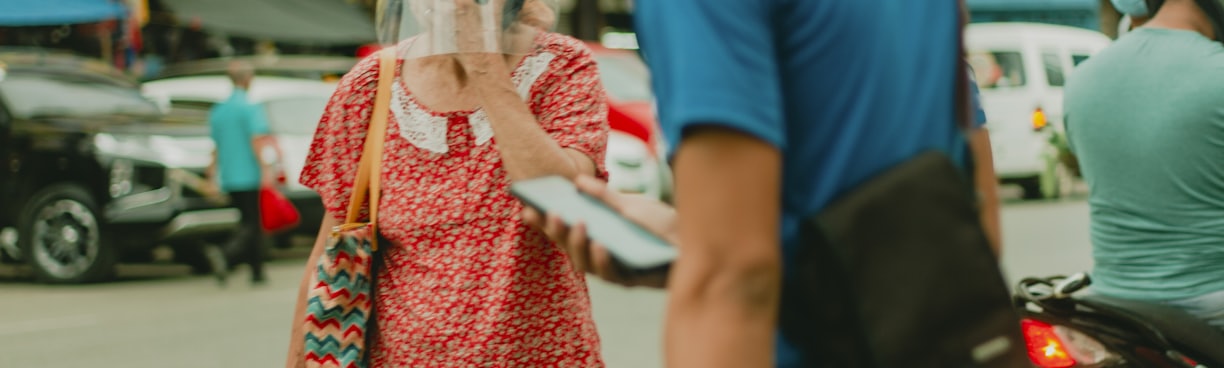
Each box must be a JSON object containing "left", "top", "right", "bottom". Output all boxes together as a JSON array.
[
  {"left": 142, "top": 76, "right": 336, "bottom": 237},
  {"left": 965, "top": 22, "right": 1111, "bottom": 199}
]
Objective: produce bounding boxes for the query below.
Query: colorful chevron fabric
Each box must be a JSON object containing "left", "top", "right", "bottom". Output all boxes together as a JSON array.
[{"left": 303, "top": 224, "right": 376, "bottom": 368}]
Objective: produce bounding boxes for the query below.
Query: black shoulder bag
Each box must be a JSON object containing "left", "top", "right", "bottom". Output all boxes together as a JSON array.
[{"left": 776, "top": 12, "right": 1029, "bottom": 368}]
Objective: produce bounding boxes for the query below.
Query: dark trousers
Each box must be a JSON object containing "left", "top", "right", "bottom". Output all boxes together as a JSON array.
[{"left": 225, "top": 190, "right": 265, "bottom": 281}]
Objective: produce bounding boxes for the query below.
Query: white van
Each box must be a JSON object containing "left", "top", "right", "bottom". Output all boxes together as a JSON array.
[{"left": 965, "top": 22, "right": 1111, "bottom": 199}]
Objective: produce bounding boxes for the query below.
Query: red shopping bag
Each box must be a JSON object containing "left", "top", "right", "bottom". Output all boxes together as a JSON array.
[{"left": 260, "top": 186, "right": 300, "bottom": 234}]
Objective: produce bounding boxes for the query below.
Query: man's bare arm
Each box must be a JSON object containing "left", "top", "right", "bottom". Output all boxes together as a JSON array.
[{"left": 665, "top": 127, "right": 783, "bottom": 368}]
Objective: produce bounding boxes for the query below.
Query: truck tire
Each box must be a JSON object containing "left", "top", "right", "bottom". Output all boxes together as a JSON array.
[{"left": 18, "top": 184, "right": 117, "bottom": 283}]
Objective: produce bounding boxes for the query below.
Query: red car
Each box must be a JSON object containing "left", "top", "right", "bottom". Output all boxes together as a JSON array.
[{"left": 586, "top": 42, "right": 672, "bottom": 200}]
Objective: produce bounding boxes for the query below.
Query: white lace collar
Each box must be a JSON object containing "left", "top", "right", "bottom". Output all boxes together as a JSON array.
[{"left": 391, "top": 52, "right": 558, "bottom": 154}]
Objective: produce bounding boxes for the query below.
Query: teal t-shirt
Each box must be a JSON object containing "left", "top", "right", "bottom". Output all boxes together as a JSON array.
[
  {"left": 209, "top": 89, "right": 270, "bottom": 192},
  {"left": 1065, "top": 28, "right": 1224, "bottom": 301}
]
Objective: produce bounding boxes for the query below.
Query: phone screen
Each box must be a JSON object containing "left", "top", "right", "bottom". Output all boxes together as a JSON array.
[{"left": 510, "top": 176, "right": 676, "bottom": 271}]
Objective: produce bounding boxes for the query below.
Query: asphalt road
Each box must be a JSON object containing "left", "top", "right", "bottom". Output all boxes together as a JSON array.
[{"left": 0, "top": 196, "right": 1093, "bottom": 368}]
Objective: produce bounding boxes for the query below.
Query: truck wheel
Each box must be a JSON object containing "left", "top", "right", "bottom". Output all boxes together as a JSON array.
[{"left": 18, "top": 184, "right": 116, "bottom": 283}]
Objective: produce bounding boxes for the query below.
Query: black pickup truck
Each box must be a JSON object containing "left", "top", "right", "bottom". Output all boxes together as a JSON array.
[{"left": 0, "top": 48, "right": 237, "bottom": 283}]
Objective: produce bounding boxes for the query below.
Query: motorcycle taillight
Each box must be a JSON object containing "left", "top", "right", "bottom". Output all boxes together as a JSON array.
[
  {"left": 1022, "top": 318, "right": 1119, "bottom": 368},
  {"left": 1022, "top": 319, "right": 1076, "bottom": 368}
]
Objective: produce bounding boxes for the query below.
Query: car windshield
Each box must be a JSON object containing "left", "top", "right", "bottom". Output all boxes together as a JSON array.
[
  {"left": 263, "top": 96, "right": 328, "bottom": 136},
  {"left": 593, "top": 52, "right": 654, "bottom": 102},
  {"left": 967, "top": 50, "right": 1027, "bottom": 90},
  {"left": 0, "top": 74, "right": 161, "bottom": 119}
]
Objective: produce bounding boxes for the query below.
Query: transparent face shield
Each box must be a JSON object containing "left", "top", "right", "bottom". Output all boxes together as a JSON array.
[{"left": 376, "top": 0, "right": 559, "bottom": 59}]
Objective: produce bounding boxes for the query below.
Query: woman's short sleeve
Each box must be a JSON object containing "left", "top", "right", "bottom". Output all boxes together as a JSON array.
[
  {"left": 533, "top": 41, "right": 611, "bottom": 179},
  {"left": 299, "top": 55, "right": 382, "bottom": 221}
]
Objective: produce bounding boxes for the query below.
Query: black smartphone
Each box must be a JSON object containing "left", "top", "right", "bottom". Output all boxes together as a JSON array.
[{"left": 510, "top": 176, "right": 676, "bottom": 273}]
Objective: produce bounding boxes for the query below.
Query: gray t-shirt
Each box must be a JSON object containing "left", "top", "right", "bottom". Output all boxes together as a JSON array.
[{"left": 1065, "top": 28, "right": 1224, "bottom": 301}]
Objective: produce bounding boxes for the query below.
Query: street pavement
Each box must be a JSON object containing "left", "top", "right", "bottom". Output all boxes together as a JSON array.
[{"left": 0, "top": 196, "right": 1092, "bottom": 368}]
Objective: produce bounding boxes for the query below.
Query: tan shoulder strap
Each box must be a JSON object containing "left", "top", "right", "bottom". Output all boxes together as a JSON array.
[{"left": 343, "top": 49, "right": 396, "bottom": 250}]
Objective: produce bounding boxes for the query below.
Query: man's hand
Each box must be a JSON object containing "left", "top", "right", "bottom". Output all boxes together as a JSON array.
[
  {"left": 521, "top": 175, "right": 675, "bottom": 288},
  {"left": 261, "top": 165, "right": 287, "bottom": 188}
]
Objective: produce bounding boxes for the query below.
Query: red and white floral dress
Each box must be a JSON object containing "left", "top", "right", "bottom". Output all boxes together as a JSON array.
[{"left": 300, "top": 33, "right": 610, "bottom": 367}]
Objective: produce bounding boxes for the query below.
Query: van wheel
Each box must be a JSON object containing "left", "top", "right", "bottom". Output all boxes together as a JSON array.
[
  {"left": 18, "top": 184, "right": 116, "bottom": 283},
  {"left": 1018, "top": 177, "right": 1044, "bottom": 200}
]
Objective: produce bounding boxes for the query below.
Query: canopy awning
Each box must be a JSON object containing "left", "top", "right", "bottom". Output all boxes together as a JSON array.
[
  {"left": 159, "top": 0, "right": 376, "bottom": 46},
  {"left": 0, "top": 0, "right": 128, "bottom": 26}
]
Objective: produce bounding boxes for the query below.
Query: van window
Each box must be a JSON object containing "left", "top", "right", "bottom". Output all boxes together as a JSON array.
[
  {"left": 1072, "top": 54, "right": 1091, "bottom": 66},
  {"left": 1043, "top": 52, "right": 1066, "bottom": 87},
  {"left": 967, "top": 50, "right": 1026, "bottom": 89}
]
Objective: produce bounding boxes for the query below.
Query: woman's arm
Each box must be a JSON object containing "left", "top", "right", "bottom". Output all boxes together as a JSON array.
[
  {"left": 284, "top": 214, "right": 339, "bottom": 368},
  {"left": 464, "top": 54, "right": 600, "bottom": 181},
  {"left": 445, "top": 1, "right": 599, "bottom": 181},
  {"left": 290, "top": 52, "right": 379, "bottom": 367}
]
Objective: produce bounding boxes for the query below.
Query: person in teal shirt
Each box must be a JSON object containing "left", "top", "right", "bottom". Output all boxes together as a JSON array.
[
  {"left": 1064, "top": 0, "right": 1224, "bottom": 329},
  {"left": 206, "top": 61, "right": 281, "bottom": 286}
]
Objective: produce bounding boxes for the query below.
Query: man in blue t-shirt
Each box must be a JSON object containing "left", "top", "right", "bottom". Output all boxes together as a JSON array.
[
  {"left": 205, "top": 61, "right": 283, "bottom": 286},
  {"left": 524, "top": 1, "right": 993, "bottom": 366}
]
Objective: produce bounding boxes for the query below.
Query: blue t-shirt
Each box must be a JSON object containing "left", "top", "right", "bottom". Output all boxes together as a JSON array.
[
  {"left": 209, "top": 89, "right": 270, "bottom": 192},
  {"left": 635, "top": 0, "right": 965, "bottom": 366}
]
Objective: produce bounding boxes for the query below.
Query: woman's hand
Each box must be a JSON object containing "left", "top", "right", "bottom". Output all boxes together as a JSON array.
[
  {"left": 518, "top": 0, "right": 557, "bottom": 30},
  {"left": 453, "top": 0, "right": 497, "bottom": 52},
  {"left": 452, "top": 0, "right": 505, "bottom": 72},
  {"left": 521, "top": 175, "right": 675, "bottom": 288},
  {"left": 452, "top": 0, "right": 542, "bottom": 73}
]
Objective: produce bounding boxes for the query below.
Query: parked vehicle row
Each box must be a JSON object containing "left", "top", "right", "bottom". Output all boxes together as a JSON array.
[
  {"left": 0, "top": 47, "right": 235, "bottom": 283},
  {"left": 0, "top": 42, "right": 674, "bottom": 284}
]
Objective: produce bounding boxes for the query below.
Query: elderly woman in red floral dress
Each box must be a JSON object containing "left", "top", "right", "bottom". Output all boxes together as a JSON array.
[{"left": 284, "top": 0, "right": 610, "bottom": 366}]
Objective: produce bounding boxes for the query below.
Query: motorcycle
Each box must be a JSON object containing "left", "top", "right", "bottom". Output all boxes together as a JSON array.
[{"left": 1013, "top": 273, "right": 1224, "bottom": 367}]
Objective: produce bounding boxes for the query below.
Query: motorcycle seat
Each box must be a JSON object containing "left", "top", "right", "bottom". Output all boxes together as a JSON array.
[{"left": 1077, "top": 294, "right": 1224, "bottom": 362}]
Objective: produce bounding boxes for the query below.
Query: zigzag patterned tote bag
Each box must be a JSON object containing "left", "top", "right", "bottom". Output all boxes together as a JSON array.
[{"left": 301, "top": 49, "right": 395, "bottom": 368}]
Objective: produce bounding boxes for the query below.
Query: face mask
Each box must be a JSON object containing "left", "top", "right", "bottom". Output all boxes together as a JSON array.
[{"left": 1112, "top": 0, "right": 1150, "bottom": 16}]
